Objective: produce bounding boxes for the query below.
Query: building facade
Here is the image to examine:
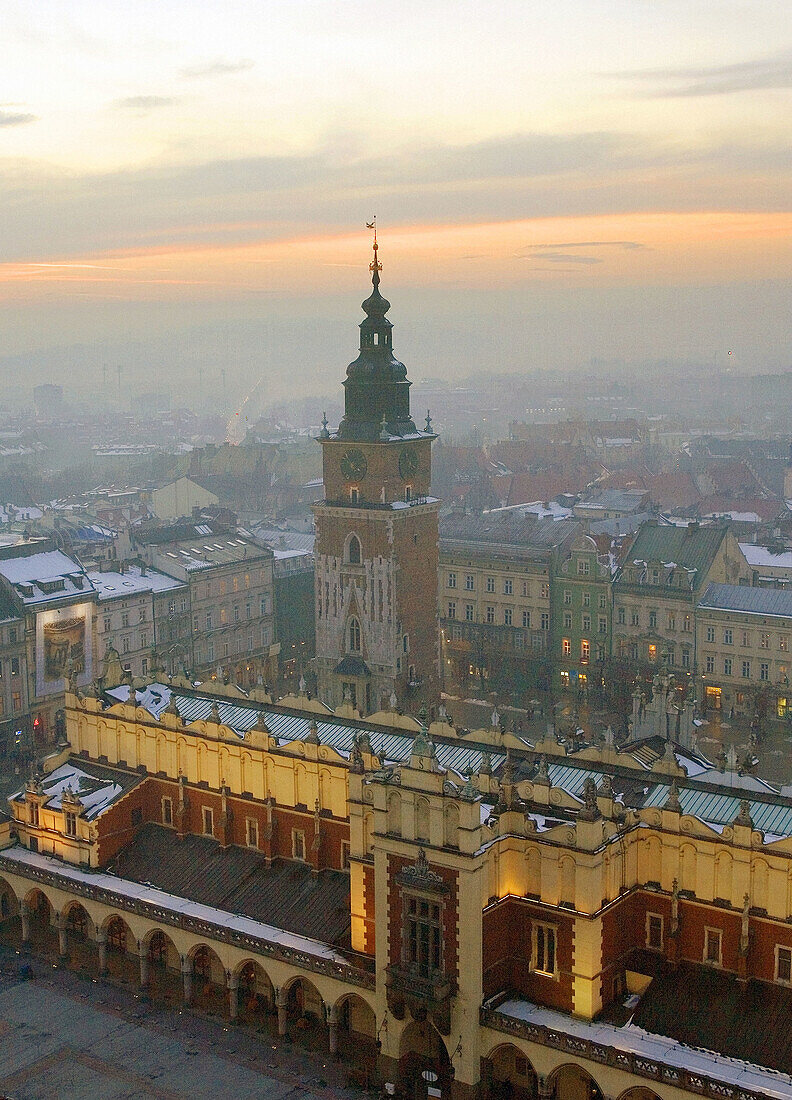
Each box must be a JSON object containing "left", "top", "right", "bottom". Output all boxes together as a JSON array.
[
  {"left": 1, "top": 680, "right": 791, "bottom": 1100},
  {"left": 313, "top": 240, "right": 439, "bottom": 711},
  {"left": 439, "top": 514, "right": 579, "bottom": 698},
  {"left": 551, "top": 534, "right": 612, "bottom": 697},
  {"left": 133, "top": 522, "right": 277, "bottom": 688},
  {"left": 612, "top": 521, "right": 750, "bottom": 686},
  {"left": 697, "top": 582, "right": 792, "bottom": 720}
]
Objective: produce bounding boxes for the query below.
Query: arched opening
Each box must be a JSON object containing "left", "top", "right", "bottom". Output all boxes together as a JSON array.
[
  {"left": 482, "top": 1044, "right": 538, "bottom": 1100},
  {"left": 616, "top": 1089, "right": 663, "bottom": 1100},
  {"left": 235, "top": 959, "right": 274, "bottom": 1028},
  {"left": 550, "top": 1063, "right": 604, "bottom": 1100},
  {"left": 348, "top": 535, "right": 362, "bottom": 565},
  {"left": 349, "top": 617, "right": 362, "bottom": 653},
  {"left": 103, "top": 915, "right": 137, "bottom": 983},
  {"left": 144, "top": 929, "right": 182, "bottom": 1004},
  {"left": 0, "top": 876, "right": 19, "bottom": 947},
  {"left": 191, "top": 944, "right": 226, "bottom": 1016},
  {"left": 62, "top": 902, "right": 97, "bottom": 971},
  {"left": 25, "top": 889, "right": 55, "bottom": 955},
  {"left": 284, "top": 976, "right": 326, "bottom": 1048},
  {"left": 335, "top": 993, "right": 377, "bottom": 1080},
  {"left": 398, "top": 1019, "right": 452, "bottom": 1100},
  {"left": 388, "top": 791, "right": 402, "bottom": 836},
  {"left": 415, "top": 797, "right": 430, "bottom": 843}
]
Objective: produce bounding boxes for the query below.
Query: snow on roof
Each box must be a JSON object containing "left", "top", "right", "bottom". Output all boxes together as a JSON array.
[
  {"left": 0, "top": 550, "right": 95, "bottom": 605},
  {"left": 0, "top": 846, "right": 350, "bottom": 964},
  {"left": 493, "top": 998, "right": 792, "bottom": 1099},
  {"left": 12, "top": 761, "right": 128, "bottom": 820},
  {"left": 86, "top": 564, "right": 184, "bottom": 600},
  {"left": 740, "top": 543, "right": 792, "bottom": 569}
]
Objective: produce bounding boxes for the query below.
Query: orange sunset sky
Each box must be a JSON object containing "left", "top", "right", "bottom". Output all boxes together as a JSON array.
[{"left": 2, "top": 1, "right": 792, "bottom": 402}]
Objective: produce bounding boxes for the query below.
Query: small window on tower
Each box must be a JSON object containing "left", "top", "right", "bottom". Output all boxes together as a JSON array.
[
  {"left": 348, "top": 535, "right": 362, "bottom": 564},
  {"left": 350, "top": 488, "right": 359, "bottom": 505}
]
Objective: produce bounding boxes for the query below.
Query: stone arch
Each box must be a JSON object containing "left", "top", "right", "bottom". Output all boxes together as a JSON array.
[
  {"left": 415, "top": 796, "right": 430, "bottom": 843},
  {"left": 398, "top": 1018, "right": 452, "bottom": 1099},
  {"left": 102, "top": 914, "right": 138, "bottom": 980},
  {"left": 753, "top": 858, "right": 770, "bottom": 911},
  {"left": 714, "top": 849, "right": 732, "bottom": 900},
  {"left": 482, "top": 1042, "right": 538, "bottom": 1100},
  {"left": 234, "top": 957, "right": 275, "bottom": 1018},
  {"left": 189, "top": 943, "right": 227, "bottom": 1013},
  {"left": 443, "top": 802, "right": 459, "bottom": 849},
  {"left": 24, "top": 887, "right": 55, "bottom": 951},
  {"left": 334, "top": 991, "right": 377, "bottom": 1071},
  {"left": 388, "top": 790, "right": 402, "bottom": 836},
  {"left": 142, "top": 927, "right": 182, "bottom": 1000},
  {"left": 281, "top": 973, "right": 326, "bottom": 1026},
  {"left": 0, "top": 875, "right": 19, "bottom": 923},
  {"left": 616, "top": 1088, "right": 663, "bottom": 1100},
  {"left": 548, "top": 1062, "right": 603, "bottom": 1100},
  {"left": 62, "top": 900, "right": 94, "bottom": 940},
  {"left": 346, "top": 533, "right": 362, "bottom": 565},
  {"left": 680, "top": 842, "right": 697, "bottom": 892}
]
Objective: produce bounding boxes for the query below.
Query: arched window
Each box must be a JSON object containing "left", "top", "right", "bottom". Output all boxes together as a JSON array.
[
  {"left": 349, "top": 617, "right": 361, "bottom": 652},
  {"left": 348, "top": 535, "right": 361, "bottom": 564}
]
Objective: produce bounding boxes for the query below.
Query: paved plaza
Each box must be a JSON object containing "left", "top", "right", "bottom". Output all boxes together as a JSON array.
[{"left": 0, "top": 954, "right": 365, "bottom": 1100}]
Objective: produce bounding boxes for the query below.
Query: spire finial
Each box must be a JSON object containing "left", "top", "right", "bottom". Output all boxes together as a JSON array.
[{"left": 366, "top": 217, "right": 381, "bottom": 288}]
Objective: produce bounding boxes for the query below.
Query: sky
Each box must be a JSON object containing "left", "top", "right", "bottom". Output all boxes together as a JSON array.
[{"left": 2, "top": 0, "right": 792, "bottom": 409}]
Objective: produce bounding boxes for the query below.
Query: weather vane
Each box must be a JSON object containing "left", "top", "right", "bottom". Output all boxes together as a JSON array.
[{"left": 365, "top": 214, "right": 380, "bottom": 275}]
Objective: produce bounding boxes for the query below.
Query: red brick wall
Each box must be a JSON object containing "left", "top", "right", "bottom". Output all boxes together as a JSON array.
[
  {"left": 481, "top": 898, "right": 574, "bottom": 1013},
  {"left": 387, "top": 852, "right": 459, "bottom": 985},
  {"left": 94, "top": 775, "right": 351, "bottom": 869}
]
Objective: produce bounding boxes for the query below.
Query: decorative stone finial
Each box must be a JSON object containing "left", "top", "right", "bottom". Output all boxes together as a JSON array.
[
  {"left": 534, "top": 754, "right": 550, "bottom": 786},
  {"left": 425, "top": 410, "right": 432, "bottom": 432},
  {"left": 578, "top": 777, "right": 600, "bottom": 821},
  {"left": 735, "top": 799, "right": 753, "bottom": 829},
  {"left": 305, "top": 719, "right": 320, "bottom": 745},
  {"left": 319, "top": 412, "right": 330, "bottom": 440},
  {"left": 209, "top": 700, "right": 221, "bottom": 724},
  {"left": 665, "top": 779, "right": 681, "bottom": 812},
  {"left": 298, "top": 674, "right": 306, "bottom": 694},
  {"left": 379, "top": 413, "right": 390, "bottom": 442}
]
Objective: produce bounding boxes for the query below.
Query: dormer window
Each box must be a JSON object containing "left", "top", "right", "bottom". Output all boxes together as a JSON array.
[{"left": 64, "top": 811, "right": 77, "bottom": 838}]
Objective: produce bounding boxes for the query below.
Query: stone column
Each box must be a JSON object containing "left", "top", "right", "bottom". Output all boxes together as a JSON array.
[
  {"left": 20, "top": 901, "right": 30, "bottom": 945},
  {"left": 537, "top": 1076, "right": 554, "bottom": 1100},
  {"left": 57, "top": 914, "right": 68, "bottom": 959},
  {"left": 327, "top": 1003, "right": 339, "bottom": 1055},
  {"left": 97, "top": 931, "right": 108, "bottom": 976},
  {"left": 181, "top": 956, "right": 193, "bottom": 1005},
  {"left": 138, "top": 941, "right": 149, "bottom": 988},
  {"left": 228, "top": 973, "right": 239, "bottom": 1021},
  {"left": 276, "top": 987, "right": 288, "bottom": 1037}
]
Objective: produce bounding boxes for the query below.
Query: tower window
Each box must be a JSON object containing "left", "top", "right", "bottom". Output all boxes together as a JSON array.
[
  {"left": 350, "top": 488, "right": 359, "bottom": 504},
  {"left": 348, "top": 535, "right": 361, "bottom": 564},
  {"left": 349, "top": 617, "right": 361, "bottom": 652}
]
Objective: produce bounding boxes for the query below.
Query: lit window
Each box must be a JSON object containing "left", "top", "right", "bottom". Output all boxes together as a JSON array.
[
  {"left": 562, "top": 638, "right": 571, "bottom": 657},
  {"left": 405, "top": 895, "right": 443, "bottom": 979},
  {"left": 581, "top": 640, "right": 590, "bottom": 661},
  {"left": 532, "top": 922, "right": 556, "bottom": 976},
  {"left": 648, "top": 644, "right": 657, "bottom": 662}
]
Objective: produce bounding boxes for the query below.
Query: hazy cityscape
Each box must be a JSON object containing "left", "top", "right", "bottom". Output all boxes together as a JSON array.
[{"left": 1, "top": 4, "right": 792, "bottom": 1100}]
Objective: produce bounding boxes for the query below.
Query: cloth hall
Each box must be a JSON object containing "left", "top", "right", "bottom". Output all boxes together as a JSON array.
[{"left": 1, "top": 252, "right": 792, "bottom": 1100}]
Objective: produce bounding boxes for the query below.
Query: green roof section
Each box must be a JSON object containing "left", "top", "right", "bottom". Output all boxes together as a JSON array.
[{"left": 615, "top": 520, "right": 727, "bottom": 590}]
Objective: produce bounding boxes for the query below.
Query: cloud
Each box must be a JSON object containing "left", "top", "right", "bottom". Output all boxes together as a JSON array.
[
  {"left": 180, "top": 58, "right": 255, "bottom": 79},
  {"left": 0, "top": 109, "right": 38, "bottom": 127},
  {"left": 530, "top": 252, "right": 603, "bottom": 264},
  {"left": 114, "top": 96, "right": 179, "bottom": 111},
  {"left": 613, "top": 49, "right": 792, "bottom": 97}
]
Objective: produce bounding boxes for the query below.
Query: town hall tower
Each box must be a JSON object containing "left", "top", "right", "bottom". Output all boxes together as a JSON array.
[{"left": 313, "top": 236, "right": 439, "bottom": 711}]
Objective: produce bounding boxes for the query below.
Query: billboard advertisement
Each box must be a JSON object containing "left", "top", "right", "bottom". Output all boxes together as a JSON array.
[{"left": 35, "top": 602, "right": 94, "bottom": 697}]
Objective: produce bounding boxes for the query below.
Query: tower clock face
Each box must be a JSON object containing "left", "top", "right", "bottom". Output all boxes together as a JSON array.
[
  {"left": 340, "top": 448, "right": 367, "bottom": 480},
  {"left": 399, "top": 448, "right": 419, "bottom": 479}
]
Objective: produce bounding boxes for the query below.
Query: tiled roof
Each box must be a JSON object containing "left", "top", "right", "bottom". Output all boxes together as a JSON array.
[
  {"left": 698, "top": 582, "right": 792, "bottom": 619},
  {"left": 440, "top": 513, "right": 580, "bottom": 553},
  {"left": 632, "top": 961, "right": 792, "bottom": 1075},
  {"left": 111, "top": 824, "right": 352, "bottom": 947}
]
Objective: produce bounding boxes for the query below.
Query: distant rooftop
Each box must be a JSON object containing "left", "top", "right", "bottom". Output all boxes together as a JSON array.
[
  {"left": 699, "top": 582, "right": 792, "bottom": 619},
  {"left": 87, "top": 564, "right": 185, "bottom": 601},
  {"left": 0, "top": 550, "right": 94, "bottom": 605}
]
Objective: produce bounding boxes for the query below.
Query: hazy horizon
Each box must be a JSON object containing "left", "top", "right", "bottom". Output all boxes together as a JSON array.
[{"left": 3, "top": 1, "right": 792, "bottom": 407}]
